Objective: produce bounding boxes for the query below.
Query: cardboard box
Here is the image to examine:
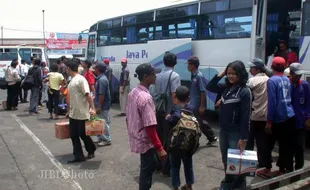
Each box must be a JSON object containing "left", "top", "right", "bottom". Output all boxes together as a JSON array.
[
  {"left": 85, "top": 119, "right": 105, "bottom": 136},
  {"left": 55, "top": 122, "right": 70, "bottom": 139},
  {"left": 2, "top": 101, "right": 7, "bottom": 110},
  {"left": 226, "top": 149, "right": 258, "bottom": 177}
]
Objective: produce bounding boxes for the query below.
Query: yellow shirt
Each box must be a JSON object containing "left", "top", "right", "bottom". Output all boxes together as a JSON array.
[{"left": 48, "top": 72, "right": 64, "bottom": 90}]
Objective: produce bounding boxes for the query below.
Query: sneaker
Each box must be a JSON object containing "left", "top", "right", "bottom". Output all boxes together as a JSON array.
[
  {"left": 93, "top": 138, "right": 102, "bottom": 143},
  {"left": 207, "top": 137, "right": 218, "bottom": 146},
  {"left": 98, "top": 141, "right": 111, "bottom": 146}
]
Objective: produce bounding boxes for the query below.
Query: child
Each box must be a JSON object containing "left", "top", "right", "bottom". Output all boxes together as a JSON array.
[{"left": 166, "top": 86, "right": 194, "bottom": 190}]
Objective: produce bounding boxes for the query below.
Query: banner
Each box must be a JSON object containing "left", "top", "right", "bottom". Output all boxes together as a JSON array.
[{"left": 46, "top": 32, "right": 89, "bottom": 50}]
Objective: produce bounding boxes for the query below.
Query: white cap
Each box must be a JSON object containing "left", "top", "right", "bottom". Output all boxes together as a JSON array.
[{"left": 284, "top": 68, "right": 290, "bottom": 77}]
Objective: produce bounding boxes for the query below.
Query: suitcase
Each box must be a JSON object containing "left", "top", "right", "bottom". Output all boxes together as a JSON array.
[{"left": 55, "top": 122, "right": 70, "bottom": 139}]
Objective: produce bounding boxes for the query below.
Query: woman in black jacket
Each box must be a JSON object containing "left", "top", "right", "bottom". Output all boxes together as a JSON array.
[{"left": 206, "top": 60, "right": 252, "bottom": 190}]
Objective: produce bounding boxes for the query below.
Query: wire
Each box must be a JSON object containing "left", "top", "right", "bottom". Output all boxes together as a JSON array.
[{"left": 3, "top": 27, "right": 58, "bottom": 34}]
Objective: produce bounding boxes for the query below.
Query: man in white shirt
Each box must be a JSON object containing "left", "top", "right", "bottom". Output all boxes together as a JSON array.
[
  {"left": 19, "top": 60, "right": 28, "bottom": 103},
  {"left": 4, "top": 59, "right": 21, "bottom": 110}
]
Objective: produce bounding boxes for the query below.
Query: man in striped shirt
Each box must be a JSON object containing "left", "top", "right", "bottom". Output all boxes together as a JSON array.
[{"left": 126, "top": 63, "right": 167, "bottom": 190}]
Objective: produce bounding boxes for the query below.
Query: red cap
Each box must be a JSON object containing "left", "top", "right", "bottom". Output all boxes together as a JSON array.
[
  {"left": 121, "top": 58, "right": 127, "bottom": 63},
  {"left": 272, "top": 57, "right": 286, "bottom": 67},
  {"left": 104, "top": 58, "right": 109, "bottom": 64}
]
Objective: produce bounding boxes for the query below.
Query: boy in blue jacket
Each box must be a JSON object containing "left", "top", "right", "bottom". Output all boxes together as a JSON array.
[
  {"left": 166, "top": 86, "right": 194, "bottom": 190},
  {"left": 288, "top": 63, "right": 310, "bottom": 170}
]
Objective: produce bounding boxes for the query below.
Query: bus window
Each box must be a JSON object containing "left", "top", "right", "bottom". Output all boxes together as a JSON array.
[
  {"left": 32, "top": 49, "right": 43, "bottom": 59},
  {"left": 19, "top": 48, "right": 31, "bottom": 63},
  {"left": 0, "top": 48, "right": 18, "bottom": 61},
  {"left": 87, "top": 35, "right": 96, "bottom": 59},
  {"left": 302, "top": 1, "right": 310, "bottom": 36}
]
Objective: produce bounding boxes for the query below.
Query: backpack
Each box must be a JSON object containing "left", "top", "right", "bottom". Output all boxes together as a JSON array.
[
  {"left": 21, "top": 67, "right": 36, "bottom": 90},
  {"left": 169, "top": 110, "right": 201, "bottom": 155},
  {"left": 153, "top": 71, "right": 173, "bottom": 114}
]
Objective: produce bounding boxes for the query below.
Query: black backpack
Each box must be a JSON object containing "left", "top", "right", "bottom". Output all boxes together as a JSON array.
[{"left": 153, "top": 71, "right": 173, "bottom": 114}]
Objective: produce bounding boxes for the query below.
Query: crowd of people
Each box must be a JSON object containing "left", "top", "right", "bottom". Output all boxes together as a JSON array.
[{"left": 3, "top": 47, "right": 310, "bottom": 190}]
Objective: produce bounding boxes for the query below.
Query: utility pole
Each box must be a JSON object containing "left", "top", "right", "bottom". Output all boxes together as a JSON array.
[
  {"left": 1, "top": 26, "right": 3, "bottom": 45},
  {"left": 42, "top": 10, "right": 45, "bottom": 46}
]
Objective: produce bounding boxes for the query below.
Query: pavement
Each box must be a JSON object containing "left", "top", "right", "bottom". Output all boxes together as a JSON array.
[{"left": 0, "top": 90, "right": 309, "bottom": 190}]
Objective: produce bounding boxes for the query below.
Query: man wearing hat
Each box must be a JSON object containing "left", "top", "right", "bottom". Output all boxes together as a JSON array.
[
  {"left": 93, "top": 62, "right": 112, "bottom": 146},
  {"left": 266, "top": 57, "right": 295, "bottom": 175},
  {"left": 126, "top": 63, "right": 166, "bottom": 190},
  {"left": 246, "top": 58, "right": 270, "bottom": 178},
  {"left": 104, "top": 58, "right": 113, "bottom": 105},
  {"left": 119, "top": 58, "right": 130, "bottom": 116},
  {"left": 288, "top": 63, "right": 310, "bottom": 170}
]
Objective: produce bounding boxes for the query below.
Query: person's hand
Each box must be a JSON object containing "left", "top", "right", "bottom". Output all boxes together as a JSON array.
[
  {"left": 165, "top": 114, "right": 171, "bottom": 120},
  {"left": 265, "top": 123, "right": 272, "bottom": 135},
  {"left": 218, "top": 70, "right": 226, "bottom": 78},
  {"left": 65, "top": 112, "right": 69, "bottom": 119},
  {"left": 90, "top": 108, "right": 96, "bottom": 116},
  {"left": 306, "top": 119, "right": 310, "bottom": 130},
  {"left": 96, "top": 108, "right": 101, "bottom": 115},
  {"left": 157, "top": 149, "right": 167, "bottom": 161},
  {"left": 237, "top": 140, "right": 246, "bottom": 152},
  {"left": 215, "top": 99, "right": 222, "bottom": 108},
  {"left": 199, "top": 106, "right": 205, "bottom": 116},
  {"left": 120, "top": 87, "right": 124, "bottom": 94}
]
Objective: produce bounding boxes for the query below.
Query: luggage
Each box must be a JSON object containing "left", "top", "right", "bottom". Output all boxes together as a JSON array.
[
  {"left": 55, "top": 122, "right": 70, "bottom": 139},
  {"left": 85, "top": 116, "right": 105, "bottom": 136}
]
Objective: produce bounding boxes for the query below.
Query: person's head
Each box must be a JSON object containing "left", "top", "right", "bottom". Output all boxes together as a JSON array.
[
  {"left": 135, "top": 63, "right": 161, "bottom": 86},
  {"left": 57, "top": 59, "right": 61, "bottom": 65},
  {"left": 247, "top": 58, "right": 266, "bottom": 76},
  {"left": 175, "top": 86, "right": 190, "bottom": 105},
  {"left": 187, "top": 56, "right": 200, "bottom": 72},
  {"left": 279, "top": 40, "right": 288, "bottom": 52},
  {"left": 271, "top": 57, "right": 286, "bottom": 73},
  {"left": 11, "top": 59, "right": 18, "bottom": 68},
  {"left": 30, "top": 57, "right": 35, "bottom": 64},
  {"left": 289, "top": 63, "right": 305, "bottom": 83},
  {"left": 163, "top": 52, "right": 177, "bottom": 67},
  {"left": 94, "top": 62, "right": 107, "bottom": 76},
  {"left": 34, "top": 59, "right": 41, "bottom": 66},
  {"left": 121, "top": 58, "right": 127, "bottom": 67},
  {"left": 41, "top": 61, "right": 47, "bottom": 67},
  {"left": 82, "top": 59, "right": 92, "bottom": 69},
  {"left": 104, "top": 58, "right": 110, "bottom": 65},
  {"left": 225, "top": 60, "right": 248, "bottom": 86},
  {"left": 61, "top": 56, "right": 67, "bottom": 63},
  {"left": 74, "top": 58, "right": 81, "bottom": 65},
  {"left": 66, "top": 60, "right": 78, "bottom": 76},
  {"left": 21, "top": 59, "right": 26, "bottom": 65},
  {"left": 50, "top": 63, "right": 59, "bottom": 72}
]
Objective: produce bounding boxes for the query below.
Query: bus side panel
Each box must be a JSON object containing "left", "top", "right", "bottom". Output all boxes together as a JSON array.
[{"left": 300, "top": 36, "right": 310, "bottom": 69}]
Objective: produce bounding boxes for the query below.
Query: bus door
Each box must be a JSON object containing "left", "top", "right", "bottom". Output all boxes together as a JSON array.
[
  {"left": 250, "top": 0, "right": 267, "bottom": 61},
  {"left": 86, "top": 31, "right": 97, "bottom": 61},
  {"left": 300, "top": 0, "right": 310, "bottom": 75}
]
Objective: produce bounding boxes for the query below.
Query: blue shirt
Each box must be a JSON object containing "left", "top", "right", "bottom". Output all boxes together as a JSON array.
[
  {"left": 291, "top": 80, "right": 310, "bottom": 129},
  {"left": 120, "top": 66, "right": 130, "bottom": 86},
  {"left": 267, "top": 75, "right": 295, "bottom": 123},
  {"left": 94, "top": 74, "right": 111, "bottom": 111},
  {"left": 189, "top": 70, "right": 206, "bottom": 109}
]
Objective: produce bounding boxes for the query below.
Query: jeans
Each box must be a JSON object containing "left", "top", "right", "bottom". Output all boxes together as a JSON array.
[
  {"left": 170, "top": 150, "right": 194, "bottom": 188},
  {"left": 29, "top": 86, "right": 40, "bottom": 113},
  {"left": 139, "top": 148, "right": 158, "bottom": 190},
  {"left": 7, "top": 83, "right": 19, "bottom": 109},
  {"left": 97, "top": 110, "right": 111, "bottom": 142},
  {"left": 48, "top": 89, "right": 60, "bottom": 115},
  {"left": 193, "top": 109, "right": 216, "bottom": 141},
  {"left": 219, "top": 129, "right": 246, "bottom": 190},
  {"left": 69, "top": 118, "right": 96, "bottom": 159}
]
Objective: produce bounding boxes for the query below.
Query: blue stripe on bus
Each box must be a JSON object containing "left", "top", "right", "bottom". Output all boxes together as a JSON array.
[{"left": 299, "top": 39, "right": 310, "bottom": 64}]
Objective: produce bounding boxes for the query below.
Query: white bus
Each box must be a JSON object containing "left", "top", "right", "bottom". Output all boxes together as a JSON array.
[
  {"left": 0, "top": 46, "right": 48, "bottom": 77},
  {"left": 86, "top": 0, "right": 310, "bottom": 110}
]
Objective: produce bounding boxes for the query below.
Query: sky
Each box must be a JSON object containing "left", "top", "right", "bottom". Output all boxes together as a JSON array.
[{"left": 0, "top": 0, "right": 195, "bottom": 39}]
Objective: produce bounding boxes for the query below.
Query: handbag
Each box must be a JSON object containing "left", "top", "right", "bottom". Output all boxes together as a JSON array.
[{"left": 0, "top": 77, "right": 8, "bottom": 90}]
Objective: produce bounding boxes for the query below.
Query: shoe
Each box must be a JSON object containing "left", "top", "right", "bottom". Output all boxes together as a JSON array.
[
  {"left": 93, "top": 138, "right": 102, "bottom": 143},
  {"left": 87, "top": 153, "right": 95, "bottom": 159},
  {"left": 257, "top": 168, "right": 272, "bottom": 179},
  {"left": 180, "top": 185, "right": 192, "bottom": 190},
  {"left": 67, "top": 157, "right": 86, "bottom": 163},
  {"left": 207, "top": 137, "right": 218, "bottom": 146},
  {"left": 98, "top": 141, "right": 111, "bottom": 146}
]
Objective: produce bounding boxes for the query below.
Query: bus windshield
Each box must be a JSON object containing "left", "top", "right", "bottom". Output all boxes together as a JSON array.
[{"left": 0, "top": 48, "right": 18, "bottom": 61}]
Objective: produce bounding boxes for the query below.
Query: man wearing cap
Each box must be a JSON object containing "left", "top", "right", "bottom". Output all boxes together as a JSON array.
[
  {"left": 246, "top": 58, "right": 270, "bottom": 178},
  {"left": 119, "top": 58, "right": 130, "bottom": 116},
  {"left": 266, "top": 56, "right": 295, "bottom": 175},
  {"left": 93, "top": 63, "right": 112, "bottom": 146},
  {"left": 288, "top": 63, "right": 310, "bottom": 170},
  {"left": 126, "top": 63, "right": 166, "bottom": 190},
  {"left": 104, "top": 59, "right": 113, "bottom": 105},
  {"left": 186, "top": 56, "right": 218, "bottom": 146}
]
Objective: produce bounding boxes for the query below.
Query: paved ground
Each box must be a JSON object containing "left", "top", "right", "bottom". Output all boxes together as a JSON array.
[{"left": 0, "top": 90, "right": 309, "bottom": 190}]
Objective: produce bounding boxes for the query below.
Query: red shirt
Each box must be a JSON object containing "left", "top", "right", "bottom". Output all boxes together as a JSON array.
[{"left": 83, "top": 70, "right": 95, "bottom": 90}]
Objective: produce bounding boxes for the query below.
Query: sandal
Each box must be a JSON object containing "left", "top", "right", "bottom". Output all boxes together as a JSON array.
[{"left": 257, "top": 168, "right": 272, "bottom": 179}]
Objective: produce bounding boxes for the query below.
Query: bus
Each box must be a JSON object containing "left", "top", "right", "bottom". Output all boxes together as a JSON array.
[
  {"left": 0, "top": 46, "right": 48, "bottom": 78},
  {"left": 86, "top": 0, "right": 310, "bottom": 110}
]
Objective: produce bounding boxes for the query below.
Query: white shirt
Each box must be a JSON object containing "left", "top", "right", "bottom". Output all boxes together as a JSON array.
[
  {"left": 17, "top": 64, "right": 27, "bottom": 77},
  {"left": 4, "top": 66, "right": 20, "bottom": 85}
]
